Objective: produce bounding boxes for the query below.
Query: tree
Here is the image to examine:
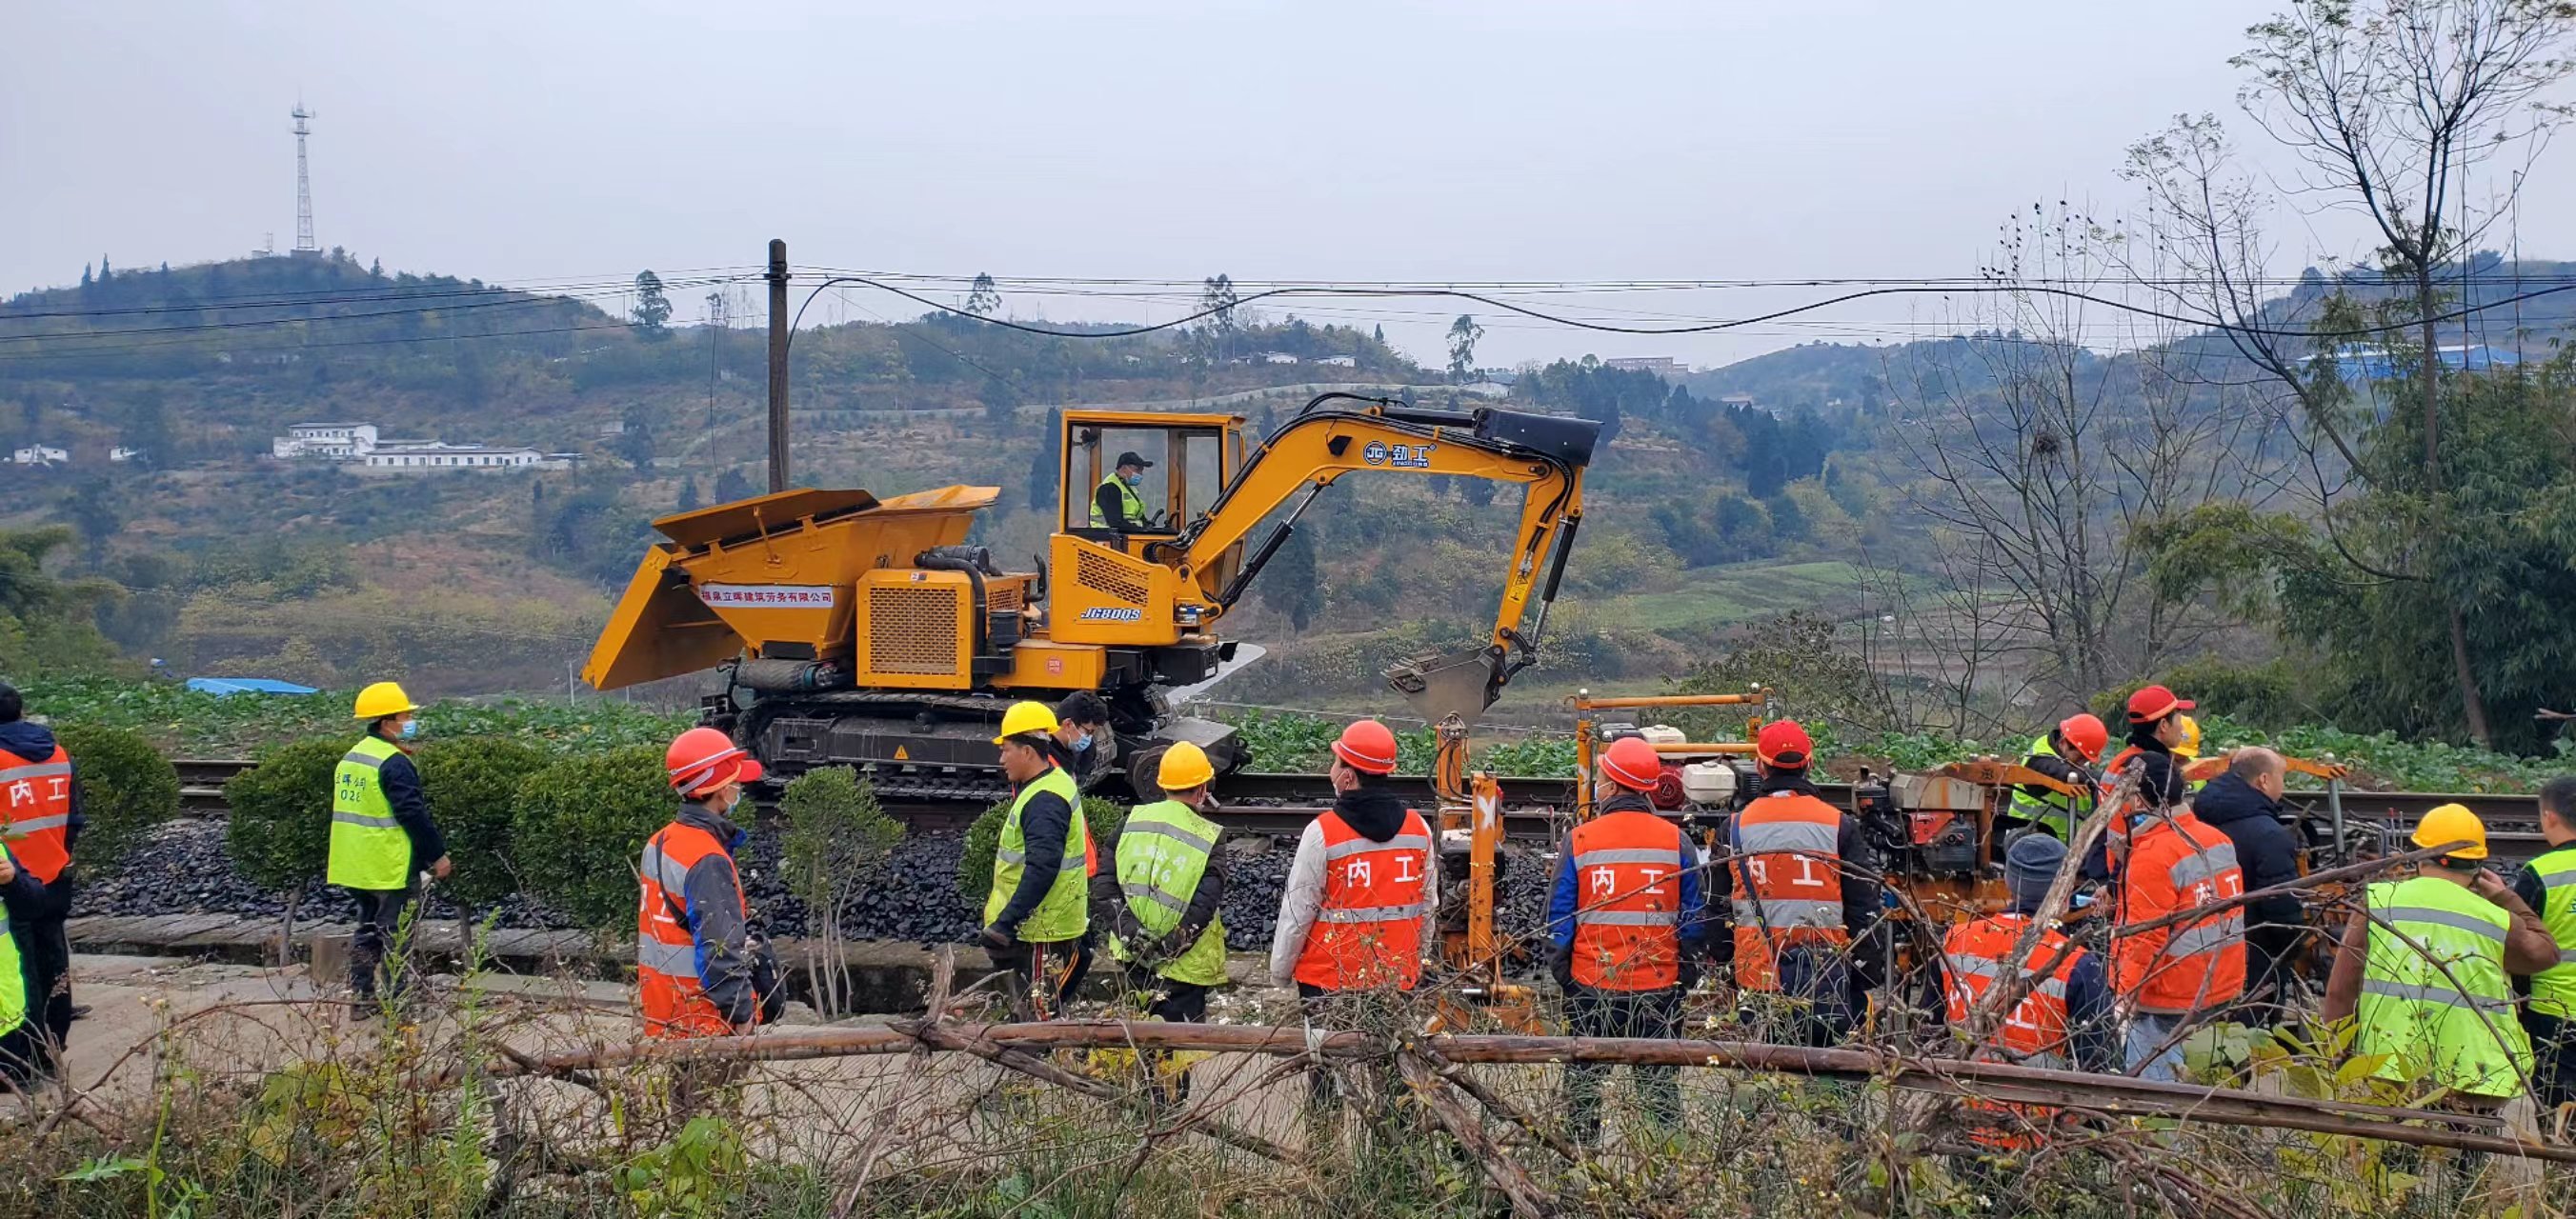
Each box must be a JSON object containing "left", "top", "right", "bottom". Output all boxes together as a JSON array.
[
  {"left": 964, "top": 272, "right": 1001, "bottom": 317},
  {"left": 632, "top": 269, "right": 674, "bottom": 339},
  {"left": 778, "top": 768, "right": 903, "bottom": 1016},
  {"left": 224, "top": 738, "right": 343, "bottom": 960},
  {"left": 2123, "top": 0, "right": 2576, "bottom": 747},
  {"left": 96, "top": 255, "right": 111, "bottom": 283},
  {"left": 1028, "top": 410, "right": 1061, "bottom": 512},
  {"left": 1446, "top": 315, "right": 1484, "bottom": 383},
  {"left": 1374, "top": 324, "right": 1386, "bottom": 345},
  {"left": 616, "top": 407, "right": 656, "bottom": 468},
  {"left": 63, "top": 476, "right": 120, "bottom": 549},
  {"left": 715, "top": 468, "right": 755, "bottom": 503},
  {"left": 126, "top": 388, "right": 172, "bottom": 468},
  {"left": 1259, "top": 526, "right": 1323, "bottom": 631},
  {"left": 1198, "top": 274, "right": 1241, "bottom": 364},
  {"left": 677, "top": 474, "right": 702, "bottom": 512},
  {"left": 77, "top": 265, "right": 91, "bottom": 290},
  {"left": 53, "top": 725, "right": 178, "bottom": 879}
]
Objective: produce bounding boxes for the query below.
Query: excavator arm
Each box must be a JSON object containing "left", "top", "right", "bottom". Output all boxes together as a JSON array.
[{"left": 1157, "top": 394, "right": 1598, "bottom": 719}]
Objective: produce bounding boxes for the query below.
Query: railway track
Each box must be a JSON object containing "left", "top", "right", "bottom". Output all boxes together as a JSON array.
[{"left": 172, "top": 758, "right": 2548, "bottom": 856}]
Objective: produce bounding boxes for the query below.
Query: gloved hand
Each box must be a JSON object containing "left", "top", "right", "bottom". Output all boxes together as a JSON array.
[{"left": 977, "top": 924, "right": 1017, "bottom": 952}]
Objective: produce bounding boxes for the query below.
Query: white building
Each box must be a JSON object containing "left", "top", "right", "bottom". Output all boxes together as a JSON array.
[
  {"left": 1260, "top": 351, "right": 1299, "bottom": 365},
  {"left": 1605, "top": 356, "right": 1689, "bottom": 379},
  {"left": 272, "top": 422, "right": 378, "bottom": 459},
  {"left": 1316, "top": 354, "right": 1357, "bottom": 368},
  {"left": 362, "top": 442, "right": 568, "bottom": 472},
  {"left": 108, "top": 447, "right": 144, "bottom": 463},
  {"left": 10, "top": 446, "right": 67, "bottom": 467}
]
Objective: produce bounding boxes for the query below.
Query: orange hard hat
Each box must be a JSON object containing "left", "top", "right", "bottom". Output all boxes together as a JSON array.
[
  {"left": 1755, "top": 720, "right": 1813, "bottom": 769},
  {"left": 1332, "top": 719, "right": 1399, "bottom": 775},
  {"left": 667, "top": 727, "right": 761, "bottom": 796},
  {"left": 1600, "top": 736, "right": 1663, "bottom": 791},
  {"left": 2056, "top": 713, "right": 2109, "bottom": 764}
]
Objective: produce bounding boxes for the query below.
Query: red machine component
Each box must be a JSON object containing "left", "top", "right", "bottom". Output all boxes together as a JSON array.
[{"left": 1647, "top": 764, "right": 1690, "bottom": 811}]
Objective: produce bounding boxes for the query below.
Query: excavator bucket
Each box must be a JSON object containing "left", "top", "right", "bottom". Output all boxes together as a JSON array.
[{"left": 1385, "top": 645, "right": 1507, "bottom": 730}]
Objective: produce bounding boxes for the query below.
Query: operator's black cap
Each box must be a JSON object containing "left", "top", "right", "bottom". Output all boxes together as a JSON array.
[{"left": 1115, "top": 450, "right": 1154, "bottom": 470}]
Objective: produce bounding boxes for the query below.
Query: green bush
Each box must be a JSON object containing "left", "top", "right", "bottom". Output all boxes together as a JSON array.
[
  {"left": 2156, "top": 657, "right": 2307, "bottom": 731},
  {"left": 511, "top": 747, "right": 670, "bottom": 930},
  {"left": 224, "top": 737, "right": 347, "bottom": 898},
  {"left": 956, "top": 794, "right": 1125, "bottom": 912},
  {"left": 414, "top": 737, "right": 550, "bottom": 910},
  {"left": 779, "top": 767, "right": 905, "bottom": 925},
  {"left": 53, "top": 724, "right": 179, "bottom": 878}
]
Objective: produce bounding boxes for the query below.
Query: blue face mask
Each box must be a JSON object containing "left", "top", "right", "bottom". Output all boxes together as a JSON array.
[
  {"left": 1074, "top": 731, "right": 1094, "bottom": 751},
  {"left": 1122, "top": 472, "right": 1143, "bottom": 488},
  {"left": 399, "top": 719, "right": 421, "bottom": 741}
]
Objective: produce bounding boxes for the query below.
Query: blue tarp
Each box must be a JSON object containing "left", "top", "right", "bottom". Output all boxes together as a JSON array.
[{"left": 186, "top": 677, "right": 320, "bottom": 697}]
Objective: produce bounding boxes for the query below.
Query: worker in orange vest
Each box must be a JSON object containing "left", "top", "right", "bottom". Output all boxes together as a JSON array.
[
  {"left": 1548, "top": 735, "right": 1707, "bottom": 1142},
  {"left": 1271, "top": 719, "right": 1438, "bottom": 1109},
  {"left": 1938, "top": 833, "right": 2117, "bottom": 1150},
  {"left": 2109, "top": 751, "right": 2245, "bottom": 1080},
  {"left": 639, "top": 728, "right": 782, "bottom": 1039},
  {"left": 0, "top": 684, "right": 81, "bottom": 1071},
  {"left": 1718, "top": 719, "right": 1884, "bottom": 1047}
]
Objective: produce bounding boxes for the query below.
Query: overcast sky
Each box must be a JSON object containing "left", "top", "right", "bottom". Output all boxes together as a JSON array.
[{"left": 9, "top": 1, "right": 2573, "bottom": 370}]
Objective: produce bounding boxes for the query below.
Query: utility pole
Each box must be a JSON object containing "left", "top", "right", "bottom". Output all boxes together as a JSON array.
[{"left": 766, "top": 239, "right": 790, "bottom": 492}]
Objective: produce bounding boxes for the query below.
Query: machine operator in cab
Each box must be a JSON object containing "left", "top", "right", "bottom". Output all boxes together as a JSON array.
[{"left": 1091, "top": 450, "right": 1156, "bottom": 532}]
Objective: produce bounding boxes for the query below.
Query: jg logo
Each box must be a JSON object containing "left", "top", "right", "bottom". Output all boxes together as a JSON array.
[{"left": 1361, "top": 441, "right": 1436, "bottom": 470}]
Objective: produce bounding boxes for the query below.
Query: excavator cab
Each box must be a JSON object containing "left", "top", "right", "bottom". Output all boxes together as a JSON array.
[{"left": 1050, "top": 410, "right": 1249, "bottom": 650}]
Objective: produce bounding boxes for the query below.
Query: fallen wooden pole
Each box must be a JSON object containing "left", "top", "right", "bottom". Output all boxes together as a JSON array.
[{"left": 459, "top": 1020, "right": 2566, "bottom": 1159}]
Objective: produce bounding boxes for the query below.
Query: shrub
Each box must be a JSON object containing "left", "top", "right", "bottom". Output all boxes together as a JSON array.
[
  {"left": 956, "top": 793, "right": 1123, "bottom": 912},
  {"left": 223, "top": 737, "right": 345, "bottom": 900},
  {"left": 2156, "top": 657, "right": 2307, "bottom": 731},
  {"left": 53, "top": 724, "right": 179, "bottom": 878},
  {"left": 414, "top": 737, "right": 550, "bottom": 911},
  {"left": 779, "top": 768, "right": 904, "bottom": 1014},
  {"left": 511, "top": 747, "right": 670, "bottom": 930}
]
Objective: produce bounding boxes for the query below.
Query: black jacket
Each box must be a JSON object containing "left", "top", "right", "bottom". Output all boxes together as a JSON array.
[
  {"left": 2187, "top": 772, "right": 2304, "bottom": 989},
  {"left": 375, "top": 749, "right": 449, "bottom": 874}
]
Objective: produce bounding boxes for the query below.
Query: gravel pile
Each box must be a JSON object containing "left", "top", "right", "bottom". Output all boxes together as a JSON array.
[{"left": 74, "top": 818, "right": 1564, "bottom": 951}]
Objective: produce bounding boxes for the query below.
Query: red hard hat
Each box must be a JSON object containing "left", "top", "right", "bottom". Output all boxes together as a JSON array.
[
  {"left": 1332, "top": 719, "right": 1399, "bottom": 775},
  {"left": 1600, "top": 736, "right": 1663, "bottom": 791},
  {"left": 1755, "top": 720, "right": 1813, "bottom": 769},
  {"left": 2056, "top": 713, "right": 2109, "bottom": 764},
  {"left": 667, "top": 727, "right": 761, "bottom": 795},
  {"left": 2125, "top": 684, "right": 2195, "bottom": 724}
]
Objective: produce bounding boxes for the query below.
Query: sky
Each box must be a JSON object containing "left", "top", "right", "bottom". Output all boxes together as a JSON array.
[{"left": 8, "top": 1, "right": 2574, "bottom": 370}]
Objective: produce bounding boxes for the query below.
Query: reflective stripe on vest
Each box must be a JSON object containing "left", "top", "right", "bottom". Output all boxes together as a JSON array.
[
  {"left": 2112, "top": 811, "right": 2246, "bottom": 1014},
  {"left": 1731, "top": 792, "right": 1850, "bottom": 992},
  {"left": 2354, "top": 875, "right": 2532, "bottom": 1097},
  {"left": 1293, "top": 809, "right": 1432, "bottom": 991},
  {"left": 1942, "top": 912, "right": 2083, "bottom": 1148},
  {"left": 1106, "top": 800, "right": 1229, "bottom": 988},
  {"left": 1567, "top": 810, "right": 1693, "bottom": 990},
  {"left": 636, "top": 818, "right": 753, "bottom": 1039},
  {"left": 0, "top": 748, "right": 73, "bottom": 886},
  {"left": 2528, "top": 848, "right": 2576, "bottom": 1018},
  {"left": 2011, "top": 733, "right": 2075, "bottom": 836},
  {"left": 984, "top": 766, "right": 1089, "bottom": 943},
  {"left": 1090, "top": 474, "right": 1147, "bottom": 529},
  {"left": 326, "top": 736, "right": 411, "bottom": 890}
]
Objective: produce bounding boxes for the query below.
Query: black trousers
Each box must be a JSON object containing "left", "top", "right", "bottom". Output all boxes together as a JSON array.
[
  {"left": 1121, "top": 965, "right": 1211, "bottom": 1101},
  {"left": 1758, "top": 945, "right": 1858, "bottom": 1049},
  {"left": 0, "top": 1022, "right": 39, "bottom": 1089},
  {"left": 346, "top": 884, "right": 416, "bottom": 1001},
  {"left": 1562, "top": 984, "right": 1684, "bottom": 1142},
  {"left": 6, "top": 869, "right": 74, "bottom": 1068},
  {"left": 2524, "top": 1009, "right": 2576, "bottom": 1116}
]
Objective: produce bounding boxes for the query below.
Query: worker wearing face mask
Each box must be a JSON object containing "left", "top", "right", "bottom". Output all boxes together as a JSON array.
[
  {"left": 1091, "top": 451, "right": 1156, "bottom": 532},
  {"left": 329, "top": 682, "right": 451, "bottom": 1007},
  {"left": 639, "top": 728, "right": 785, "bottom": 1038}
]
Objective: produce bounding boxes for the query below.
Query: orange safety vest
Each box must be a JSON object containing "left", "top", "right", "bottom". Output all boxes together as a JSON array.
[
  {"left": 1566, "top": 809, "right": 1692, "bottom": 991},
  {"left": 0, "top": 745, "right": 75, "bottom": 885},
  {"left": 2113, "top": 809, "right": 2246, "bottom": 1015},
  {"left": 1729, "top": 791, "right": 1849, "bottom": 991},
  {"left": 1942, "top": 912, "right": 2083, "bottom": 1149},
  {"left": 1293, "top": 809, "right": 1434, "bottom": 991},
  {"left": 637, "top": 819, "right": 755, "bottom": 1039}
]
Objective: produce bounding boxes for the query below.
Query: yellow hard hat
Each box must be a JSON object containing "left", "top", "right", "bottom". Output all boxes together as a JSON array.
[
  {"left": 992, "top": 700, "right": 1060, "bottom": 746},
  {"left": 1157, "top": 741, "right": 1215, "bottom": 791},
  {"left": 2412, "top": 802, "right": 2488, "bottom": 860},
  {"left": 2174, "top": 714, "right": 2203, "bottom": 761},
  {"left": 352, "top": 681, "right": 418, "bottom": 720}
]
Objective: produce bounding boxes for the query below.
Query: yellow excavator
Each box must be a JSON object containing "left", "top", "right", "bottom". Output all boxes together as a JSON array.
[{"left": 584, "top": 393, "right": 1597, "bottom": 798}]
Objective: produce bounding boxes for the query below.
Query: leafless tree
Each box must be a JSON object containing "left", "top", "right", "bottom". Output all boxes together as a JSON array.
[
  {"left": 2120, "top": 0, "right": 2576, "bottom": 747},
  {"left": 1883, "top": 204, "right": 2253, "bottom": 715}
]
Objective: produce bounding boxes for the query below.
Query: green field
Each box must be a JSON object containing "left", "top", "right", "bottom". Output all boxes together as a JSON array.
[{"left": 1607, "top": 560, "right": 1873, "bottom": 632}]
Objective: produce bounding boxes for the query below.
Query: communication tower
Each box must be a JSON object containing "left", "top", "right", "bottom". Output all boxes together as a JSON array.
[{"left": 292, "top": 104, "right": 318, "bottom": 255}]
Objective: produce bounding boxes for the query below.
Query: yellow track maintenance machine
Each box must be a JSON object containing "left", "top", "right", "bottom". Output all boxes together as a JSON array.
[{"left": 584, "top": 393, "right": 1598, "bottom": 800}]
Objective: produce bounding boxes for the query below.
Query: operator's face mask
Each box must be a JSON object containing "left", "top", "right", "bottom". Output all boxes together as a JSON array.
[{"left": 1122, "top": 471, "right": 1144, "bottom": 488}]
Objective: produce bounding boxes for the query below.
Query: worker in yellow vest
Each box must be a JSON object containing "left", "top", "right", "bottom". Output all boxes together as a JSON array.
[
  {"left": 328, "top": 682, "right": 452, "bottom": 1005},
  {"left": 2322, "top": 805, "right": 2553, "bottom": 1110},
  {"left": 0, "top": 844, "right": 40, "bottom": 1086},
  {"left": 978, "top": 701, "right": 1092, "bottom": 1019},
  {"left": 2514, "top": 776, "right": 2576, "bottom": 1111},
  {"left": 1104, "top": 742, "right": 1230, "bottom": 1102}
]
